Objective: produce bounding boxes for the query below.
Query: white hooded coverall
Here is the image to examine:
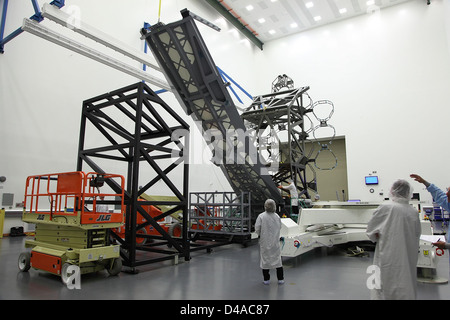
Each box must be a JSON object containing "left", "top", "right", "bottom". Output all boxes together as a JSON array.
[
  {"left": 285, "top": 181, "right": 299, "bottom": 209},
  {"left": 255, "top": 200, "right": 282, "bottom": 270},
  {"left": 366, "top": 180, "right": 421, "bottom": 300}
]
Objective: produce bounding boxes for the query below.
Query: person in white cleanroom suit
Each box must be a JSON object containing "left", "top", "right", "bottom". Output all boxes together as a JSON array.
[
  {"left": 411, "top": 174, "right": 450, "bottom": 249},
  {"left": 278, "top": 179, "right": 299, "bottom": 215},
  {"left": 366, "top": 179, "right": 421, "bottom": 300},
  {"left": 255, "top": 199, "right": 284, "bottom": 285}
]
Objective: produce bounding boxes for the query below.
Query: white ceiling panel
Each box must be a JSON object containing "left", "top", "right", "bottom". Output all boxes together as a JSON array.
[{"left": 218, "top": 0, "right": 415, "bottom": 43}]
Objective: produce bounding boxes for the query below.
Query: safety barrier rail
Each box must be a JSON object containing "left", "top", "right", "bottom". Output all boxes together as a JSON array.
[{"left": 189, "top": 192, "right": 251, "bottom": 236}]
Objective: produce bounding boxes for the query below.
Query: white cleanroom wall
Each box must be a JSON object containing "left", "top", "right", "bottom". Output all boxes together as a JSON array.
[{"left": 254, "top": 0, "right": 450, "bottom": 203}]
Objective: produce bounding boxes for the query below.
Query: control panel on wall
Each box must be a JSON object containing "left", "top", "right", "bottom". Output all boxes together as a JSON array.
[{"left": 365, "top": 171, "right": 384, "bottom": 198}]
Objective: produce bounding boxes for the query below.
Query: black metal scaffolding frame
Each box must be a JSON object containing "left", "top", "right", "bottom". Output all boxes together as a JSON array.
[
  {"left": 242, "top": 87, "right": 318, "bottom": 201},
  {"left": 76, "top": 81, "right": 190, "bottom": 269}
]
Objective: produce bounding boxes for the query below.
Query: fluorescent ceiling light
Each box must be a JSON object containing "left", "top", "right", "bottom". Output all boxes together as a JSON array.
[
  {"left": 269, "top": 29, "right": 276, "bottom": 34},
  {"left": 314, "top": 16, "right": 322, "bottom": 22},
  {"left": 339, "top": 8, "right": 347, "bottom": 14},
  {"left": 22, "top": 18, "right": 171, "bottom": 91},
  {"left": 305, "top": 2, "right": 314, "bottom": 8},
  {"left": 246, "top": 5, "right": 254, "bottom": 11},
  {"left": 41, "top": 3, "right": 160, "bottom": 72},
  {"left": 290, "top": 22, "right": 298, "bottom": 28},
  {"left": 258, "top": 18, "right": 266, "bottom": 24},
  {"left": 366, "top": 0, "right": 375, "bottom": 5}
]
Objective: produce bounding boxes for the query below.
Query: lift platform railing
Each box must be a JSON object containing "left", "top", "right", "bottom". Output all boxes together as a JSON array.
[{"left": 23, "top": 171, "right": 125, "bottom": 225}]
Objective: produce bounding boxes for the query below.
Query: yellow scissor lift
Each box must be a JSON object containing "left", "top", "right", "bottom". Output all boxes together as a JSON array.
[{"left": 18, "top": 171, "right": 125, "bottom": 283}]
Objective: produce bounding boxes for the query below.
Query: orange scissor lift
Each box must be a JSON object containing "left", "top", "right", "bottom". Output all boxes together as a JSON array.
[{"left": 18, "top": 171, "right": 125, "bottom": 281}]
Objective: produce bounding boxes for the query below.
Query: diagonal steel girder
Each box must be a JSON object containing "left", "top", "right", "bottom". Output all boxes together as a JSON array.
[{"left": 141, "top": 10, "right": 281, "bottom": 208}]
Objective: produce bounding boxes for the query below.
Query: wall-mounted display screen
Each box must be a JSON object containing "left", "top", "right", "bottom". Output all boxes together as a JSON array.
[{"left": 365, "top": 176, "right": 379, "bottom": 185}]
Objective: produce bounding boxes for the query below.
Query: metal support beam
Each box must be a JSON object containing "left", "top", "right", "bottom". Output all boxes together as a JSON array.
[
  {"left": 49, "top": 0, "right": 65, "bottom": 8},
  {"left": 22, "top": 18, "right": 171, "bottom": 91},
  {"left": 41, "top": 3, "right": 161, "bottom": 73},
  {"left": 217, "top": 66, "right": 253, "bottom": 106},
  {"left": 0, "top": 0, "right": 43, "bottom": 53},
  {"left": 141, "top": 11, "right": 281, "bottom": 218},
  {"left": 29, "top": 0, "right": 43, "bottom": 22},
  {"left": 203, "top": 0, "right": 264, "bottom": 50},
  {"left": 0, "top": 0, "right": 9, "bottom": 53}
]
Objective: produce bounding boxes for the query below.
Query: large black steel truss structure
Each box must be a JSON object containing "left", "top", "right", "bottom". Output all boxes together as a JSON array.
[
  {"left": 77, "top": 82, "right": 190, "bottom": 269},
  {"left": 140, "top": 10, "right": 334, "bottom": 222},
  {"left": 141, "top": 9, "right": 282, "bottom": 215}
]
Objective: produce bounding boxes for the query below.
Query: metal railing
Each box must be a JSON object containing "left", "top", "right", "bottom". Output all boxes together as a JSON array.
[
  {"left": 189, "top": 192, "right": 251, "bottom": 236},
  {"left": 23, "top": 171, "right": 125, "bottom": 225}
]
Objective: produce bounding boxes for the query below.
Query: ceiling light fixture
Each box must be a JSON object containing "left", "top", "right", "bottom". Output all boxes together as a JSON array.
[
  {"left": 258, "top": 18, "right": 266, "bottom": 24},
  {"left": 246, "top": 5, "right": 254, "bottom": 11},
  {"left": 306, "top": 2, "right": 314, "bottom": 8},
  {"left": 314, "top": 16, "right": 322, "bottom": 22}
]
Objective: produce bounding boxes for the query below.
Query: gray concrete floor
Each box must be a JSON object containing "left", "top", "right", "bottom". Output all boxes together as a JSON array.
[{"left": 1, "top": 236, "right": 450, "bottom": 300}]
